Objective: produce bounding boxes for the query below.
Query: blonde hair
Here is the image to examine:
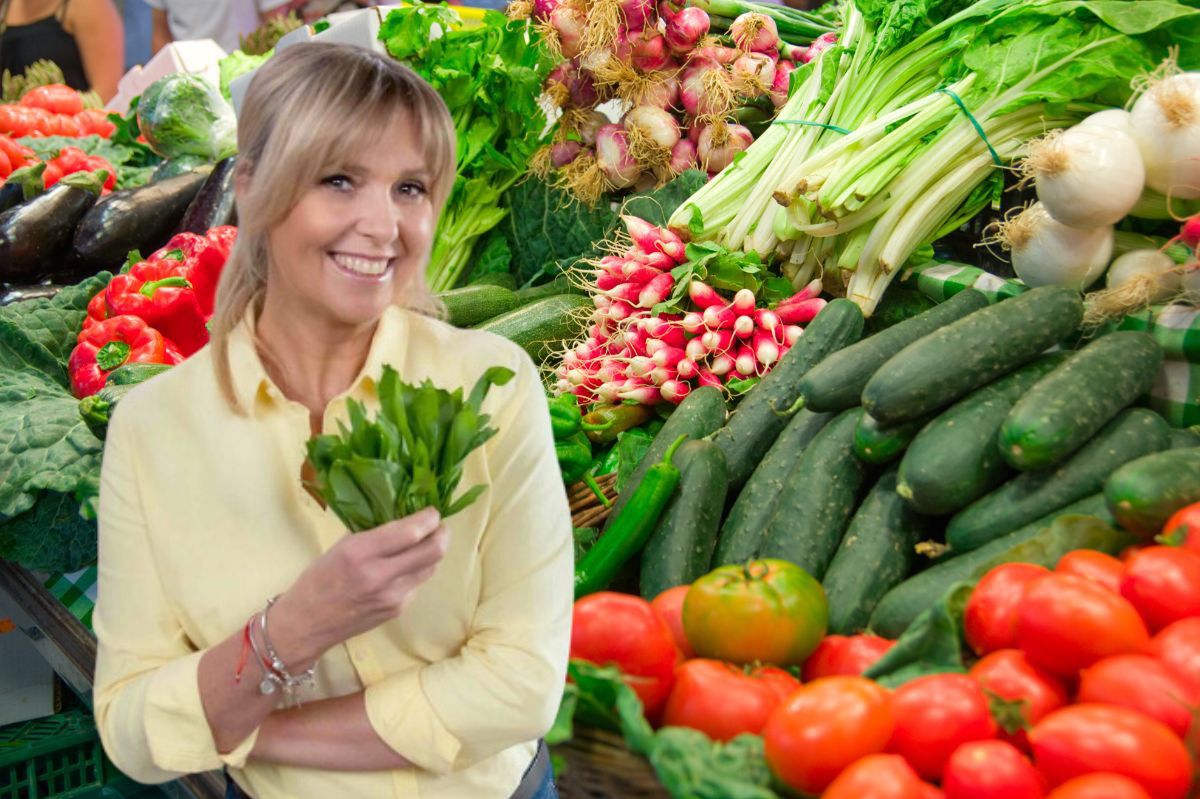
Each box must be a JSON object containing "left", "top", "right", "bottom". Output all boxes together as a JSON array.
[{"left": 209, "top": 42, "right": 456, "bottom": 413}]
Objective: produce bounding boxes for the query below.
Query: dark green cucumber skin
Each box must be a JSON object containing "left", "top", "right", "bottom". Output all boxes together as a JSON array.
[
  {"left": 438, "top": 284, "right": 520, "bottom": 327},
  {"left": 639, "top": 440, "right": 729, "bottom": 599},
  {"left": 475, "top": 294, "right": 591, "bottom": 360},
  {"left": 1001, "top": 332, "right": 1163, "bottom": 471},
  {"left": 896, "top": 354, "right": 1072, "bottom": 516},
  {"left": 862, "top": 287, "right": 1084, "bottom": 424},
  {"left": 799, "top": 289, "right": 989, "bottom": 413},
  {"left": 1169, "top": 428, "right": 1200, "bottom": 449},
  {"left": 869, "top": 496, "right": 1126, "bottom": 637},
  {"left": 758, "top": 408, "right": 869, "bottom": 579},
  {"left": 853, "top": 413, "right": 924, "bottom": 465},
  {"left": 715, "top": 409, "right": 835, "bottom": 566},
  {"left": 946, "top": 408, "right": 1171, "bottom": 553},
  {"left": 823, "top": 468, "right": 924, "bottom": 634},
  {"left": 603, "top": 386, "right": 727, "bottom": 531},
  {"left": 712, "top": 299, "right": 864, "bottom": 490},
  {"left": 1105, "top": 448, "right": 1200, "bottom": 537}
]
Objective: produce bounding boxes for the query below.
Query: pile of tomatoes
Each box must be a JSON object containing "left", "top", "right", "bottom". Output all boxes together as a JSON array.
[
  {"left": 567, "top": 505, "right": 1200, "bottom": 799},
  {"left": 0, "top": 84, "right": 115, "bottom": 140}
]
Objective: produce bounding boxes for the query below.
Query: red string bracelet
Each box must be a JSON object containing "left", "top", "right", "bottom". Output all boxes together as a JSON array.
[{"left": 234, "top": 615, "right": 254, "bottom": 684}]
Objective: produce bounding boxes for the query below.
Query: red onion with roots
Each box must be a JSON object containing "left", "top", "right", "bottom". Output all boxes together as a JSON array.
[
  {"left": 665, "top": 6, "right": 710, "bottom": 54},
  {"left": 698, "top": 122, "right": 753, "bottom": 173},
  {"left": 730, "top": 13, "right": 779, "bottom": 54}
]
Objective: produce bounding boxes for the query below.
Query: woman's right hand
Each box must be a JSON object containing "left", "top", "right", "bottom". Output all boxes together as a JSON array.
[{"left": 268, "top": 507, "right": 449, "bottom": 668}]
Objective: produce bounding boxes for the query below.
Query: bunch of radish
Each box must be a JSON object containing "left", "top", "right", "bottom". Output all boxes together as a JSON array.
[
  {"left": 518, "top": 0, "right": 836, "bottom": 203},
  {"left": 553, "top": 214, "right": 825, "bottom": 405}
]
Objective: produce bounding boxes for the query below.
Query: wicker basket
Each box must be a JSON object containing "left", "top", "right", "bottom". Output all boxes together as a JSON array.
[
  {"left": 553, "top": 727, "right": 669, "bottom": 799},
  {"left": 568, "top": 473, "right": 618, "bottom": 530}
]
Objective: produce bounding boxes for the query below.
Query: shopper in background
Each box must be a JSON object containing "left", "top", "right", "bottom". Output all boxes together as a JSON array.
[
  {"left": 0, "top": 0, "right": 124, "bottom": 100},
  {"left": 147, "top": 0, "right": 306, "bottom": 54}
]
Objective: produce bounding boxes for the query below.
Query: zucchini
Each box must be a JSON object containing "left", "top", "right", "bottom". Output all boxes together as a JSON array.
[
  {"left": 471, "top": 272, "right": 518, "bottom": 290},
  {"left": 759, "top": 408, "right": 869, "bottom": 579},
  {"left": 862, "top": 286, "right": 1084, "bottom": 424},
  {"left": 514, "top": 276, "right": 582, "bottom": 305},
  {"left": 437, "top": 284, "right": 520, "bottom": 327},
  {"left": 823, "top": 468, "right": 925, "bottom": 634},
  {"left": 475, "top": 294, "right": 591, "bottom": 360},
  {"left": 869, "top": 502, "right": 1130, "bottom": 637},
  {"left": 105, "top": 362, "right": 174, "bottom": 386},
  {"left": 799, "top": 289, "right": 988, "bottom": 413},
  {"left": 946, "top": 408, "right": 1171, "bottom": 553},
  {"left": 853, "top": 413, "right": 925, "bottom": 465},
  {"left": 1001, "top": 332, "right": 1163, "bottom": 470},
  {"left": 1170, "top": 427, "right": 1200, "bottom": 449},
  {"left": 639, "top": 439, "right": 729, "bottom": 598},
  {"left": 1105, "top": 448, "right": 1200, "bottom": 537},
  {"left": 603, "top": 385, "right": 727, "bottom": 531},
  {"left": 715, "top": 409, "right": 835, "bottom": 566},
  {"left": 896, "top": 354, "right": 1071, "bottom": 515},
  {"left": 712, "top": 298, "right": 864, "bottom": 489}
]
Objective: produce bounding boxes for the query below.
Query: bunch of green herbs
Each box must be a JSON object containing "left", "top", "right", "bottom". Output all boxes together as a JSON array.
[{"left": 305, "top": 365, "right": 514, "bottom": 531}]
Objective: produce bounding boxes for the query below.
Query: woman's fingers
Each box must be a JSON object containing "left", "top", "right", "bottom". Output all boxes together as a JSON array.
[{"left": 364, "top": 507, "right": 443, "bottom": 556}]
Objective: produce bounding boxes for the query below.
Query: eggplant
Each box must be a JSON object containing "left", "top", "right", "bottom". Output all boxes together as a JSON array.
[
  {"left": 0, "top": 284, "right": 64, "bottom": 305},
  {"left": 71, "top": 167, "right": 210, "bottom": 272},
  {"left": 177, "top": 155, "right": 237, "bottom": 234},
  {"left": 0, "top": 171, "right": 105, "bottom": 283},
  {"left": 0, "top": 163, "right": 47, "bottom": 215}
]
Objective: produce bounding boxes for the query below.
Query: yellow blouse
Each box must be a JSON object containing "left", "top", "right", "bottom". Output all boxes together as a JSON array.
[{"left": 93, "top": 305, "right": 575, "bottom": 799}]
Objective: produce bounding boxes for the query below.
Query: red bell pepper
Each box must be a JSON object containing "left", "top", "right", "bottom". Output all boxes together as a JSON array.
[
  {"left": 42, "top": 146, "right": 116, "bottom": 192},
  {"left": 104, "top": 253, "right": 209, "bottom": 356},
  {"left": 79, "top": 287, "right": 109, "bottom": 341},
  {"left": 157, "top": 227, "right": 237, "bottom": 316},
  {"left": 68, "top": 315, "right": 183, "bottom": 398}
]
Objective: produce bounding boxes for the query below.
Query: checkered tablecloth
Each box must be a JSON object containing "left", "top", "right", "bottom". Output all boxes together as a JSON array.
[
  {"left": 906, "top": 261, "right": 1200, "bottom": 428},
  {"left": 43, "top": 567, "right": 97, "bottom": 630}
]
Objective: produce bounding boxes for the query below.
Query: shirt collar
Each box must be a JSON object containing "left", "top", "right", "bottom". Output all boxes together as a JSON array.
[{"left": 227, "top": 304, "right": 410, "bottom": 416}]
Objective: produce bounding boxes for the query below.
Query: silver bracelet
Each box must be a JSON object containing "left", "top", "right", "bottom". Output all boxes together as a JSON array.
[{"left": 252, "top": 596, "right": 317, "bottom": 707}]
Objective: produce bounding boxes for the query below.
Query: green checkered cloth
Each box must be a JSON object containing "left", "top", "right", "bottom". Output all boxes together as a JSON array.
[
  {"left": 906, "top": 261, "right": 1200, "bottom": 428},
  {"left": 43, "top": 566, "right": 98, "bottom": 630}
]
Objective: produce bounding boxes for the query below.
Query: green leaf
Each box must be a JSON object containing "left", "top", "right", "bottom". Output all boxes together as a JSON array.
[
  {"left": 615, "top": 427, "right": 656, "bottom": 494},
  {"left": 864, "top": 582, "right": 973, "bottom": 687},
  {"left": 547, "top": 682, "right": 578, "bottom": 746},
  {"left": 467, "top": 365, "right": 515, "bottom": 412},
  {"left": 0, "top": 272, "right": 111, "bottom": 385},
  {"left": 649, "top": 730, "right": 778, "bottom": 799},
  {"left": 327, "top": 462, "right": 378, "bottom": 532},
  {"left": 0, "top": 490, "right": 97, "bottom": 573}
]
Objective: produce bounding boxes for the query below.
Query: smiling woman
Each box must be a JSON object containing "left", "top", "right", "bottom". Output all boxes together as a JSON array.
[{"left": 91, "top": 44, "right": 573, "bottom": 799}]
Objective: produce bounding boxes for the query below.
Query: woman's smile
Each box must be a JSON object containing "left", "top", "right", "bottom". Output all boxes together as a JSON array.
[{"left": 327, "top": 252, "right": 396, "bottom": 281}]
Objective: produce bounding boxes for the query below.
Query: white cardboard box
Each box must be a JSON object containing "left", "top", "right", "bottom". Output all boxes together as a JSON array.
[
  {"left": 0, "top": 621, "right": 58, "bottom": 727},
  {"left": 109, "top": 40, "right": 228, "bottom": 116}
]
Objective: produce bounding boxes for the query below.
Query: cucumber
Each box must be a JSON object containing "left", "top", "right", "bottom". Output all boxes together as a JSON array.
[
  {"left": 514, "top": 276, "right": 582, "bottom": 305},
  {"left": 759, "top": 408, "right": 869, "bottom": 579},
  {"left": 862, "top": 286, "right": 1084, "bottom": 424},
  {"left": 946, "top": 408, "right": 1171, "bottom": 553},
  {"left": 853, "top": 413, "right": 925, "bottom": 465},
  {"left": 475, "top": 294, "right": 591, "bottom": 360},
  {"left": 896, "top": 354, "right": 1071, "bottom": 515},
  {"left": 1170, "top": 428, "right": 1200, "bottom": 449},
  {"left": 715, "top": 409, "right": 835, "bottom": 566},
  {"left": 712, "top": 299, "right": 864, "bottom": 489},
  {"left": 799, "top": 289, "right": 988, "bottom": 413},
  {"left": 1105, "top": 448, "right": 1200, "bottom": 537},
  {"left": 438, "top": 284, "right": 520, "bottom": 327},
  {"left": 822, "top": 468, "right": 925, "bottom": 634},
  {"left": 639, "top": 440, "right": 729, "bottom": 598},
  {"left": 869, "top": 502, "right": 1131, "bottom": 637},
  {"left": 603, "top": 386, "right": 727, "bottom": 531},
  {"left": 1001, "top": 332, "right": 1163, "bottom": 471}
]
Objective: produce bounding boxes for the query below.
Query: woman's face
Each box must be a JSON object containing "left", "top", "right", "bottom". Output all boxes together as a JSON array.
[{"left": 264, "top": 115, "right": 436, "bottom": 332}]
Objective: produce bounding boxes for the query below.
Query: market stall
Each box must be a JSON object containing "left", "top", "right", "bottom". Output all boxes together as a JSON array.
[{"left": 2, "top": 0, "right": 1200, "bottom": 797}]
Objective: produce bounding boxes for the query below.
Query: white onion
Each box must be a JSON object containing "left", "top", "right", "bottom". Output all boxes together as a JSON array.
[
  {"left": 1024, "top": 126, "right": 1144, "bottom": 227},
  {"left": 1078, "top": 108, "right": 1136, "bottom": 137},
  {"left": 1130, "top": 71, "right": 1200, "bottom": 200},
  {"left": 1105, "top": 249, "right": 1180, "bottom": 303},
  {"left": 997, "top": 203, "right": 1113, "bottom": 290}
]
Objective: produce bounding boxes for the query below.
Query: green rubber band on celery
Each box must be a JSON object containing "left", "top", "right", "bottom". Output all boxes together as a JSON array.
[
  {"left": 937, "top": 88, "right": 1003, "bottom": 167},
  {"left": 772, "top": 119, "right": 852, "bottom": 135}
]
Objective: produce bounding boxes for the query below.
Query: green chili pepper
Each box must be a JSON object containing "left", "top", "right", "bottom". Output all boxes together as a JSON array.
[
  {"left": 556, "top": 430, "right": 593, "bottom": 484},
  {"left": 549, "top": 394, "right": 584, "bottom": 440},
  {"left": 582, "top": 403, "right": 654, "bottom": 445},
  {"left": 574, "top": 434, "right": 687, "bottom": 598}
]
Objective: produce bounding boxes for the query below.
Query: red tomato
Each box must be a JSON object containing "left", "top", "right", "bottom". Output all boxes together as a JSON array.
[
  {"left": 968, "top": 649, "right": 1069, "bottom": 752},
  {"left": 0, "top": 134, "right": 32, "bottom": 166},
  {"left": 1055, "top": 549, "right": 1124, "bottom": 593},
  {"left": 651, "top": 585, "right": 693, "bottom": 658},
  {"left": 1150, "top": 617, "right": 1200, "bottom": 688},
  {"left": 887, "top": 673, "right": 998, "bottom": 781},
  {"left": 19, "top": 84, "right": 84, "bottom": 116},
  {"left": 942, "top": 740, "right": 1045, "bottom": 799},
  {"left": 0, "top": 149, "right": 11, "bottom": 179},
  {"left": 1077, "top": 654, "right": 1200, "bottom": 738},
  {"left": 1045, "top": 773, "right": 1153, "bottom": 799},
  {"left": 1160, "top": 502, "right": 1200, "bottom": 553},
  {"left": 661, "top": 659, "right": 794, "bottom": 741},
  {"left": 1015, "top": 574, "right": 1150, "bottom": 676},
  {"left": 52, "top": 113, "right": 83, "bottom": 138},
  {"left": 1120, "top": 546, "right": 1200, "bottom": 632},
  {"left": 683, "top": 559, "right": 828, "bottom": 666},
  {"left": 78, "top": 109, "right": 116, "bottom": 138},
  {"left": 820, "top": 754, "right": 928, "bottom": 799},
  {"left": 752, "top": 665, "right": 800, "bottom": 702},
  {"left": 802, "top": 634, "right": 895, "bottom": 681},
  {"left": 965, "top": 563, "right": 1049, "bottom": 655},
  {"left": 762, "top": 676, "right": 893, "bottom": 795},
  {"left": 570, "top": 592, "right": 679, "bottom": 722},
  {"left": 1030, "top": 704, "right": 1193, "bottom": 799}
]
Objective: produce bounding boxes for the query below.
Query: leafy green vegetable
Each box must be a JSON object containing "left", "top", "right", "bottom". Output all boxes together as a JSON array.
[
  {"left": 465, "top": 230, "right": 513, "bottom": 283},
  {"left": 136, "top": 73, "right": 238, "bottom": 162},
  {"left": 18, "top": 133, "right": 158, "bottom": 189},
  {"left": 305, "top": 365, "right": 515, "bottom": 530},
  {"left": 379, "top": 5, "right": 556, "bottom": 292},
  {"left": 0, "top": 490, "right": 97, "bottom": 574},
  {"left": 864, "top": 583, "right": 972, "bottom": 688},
  {"left": 218, "top": 50, "right": 270, "bottom": 100}
]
